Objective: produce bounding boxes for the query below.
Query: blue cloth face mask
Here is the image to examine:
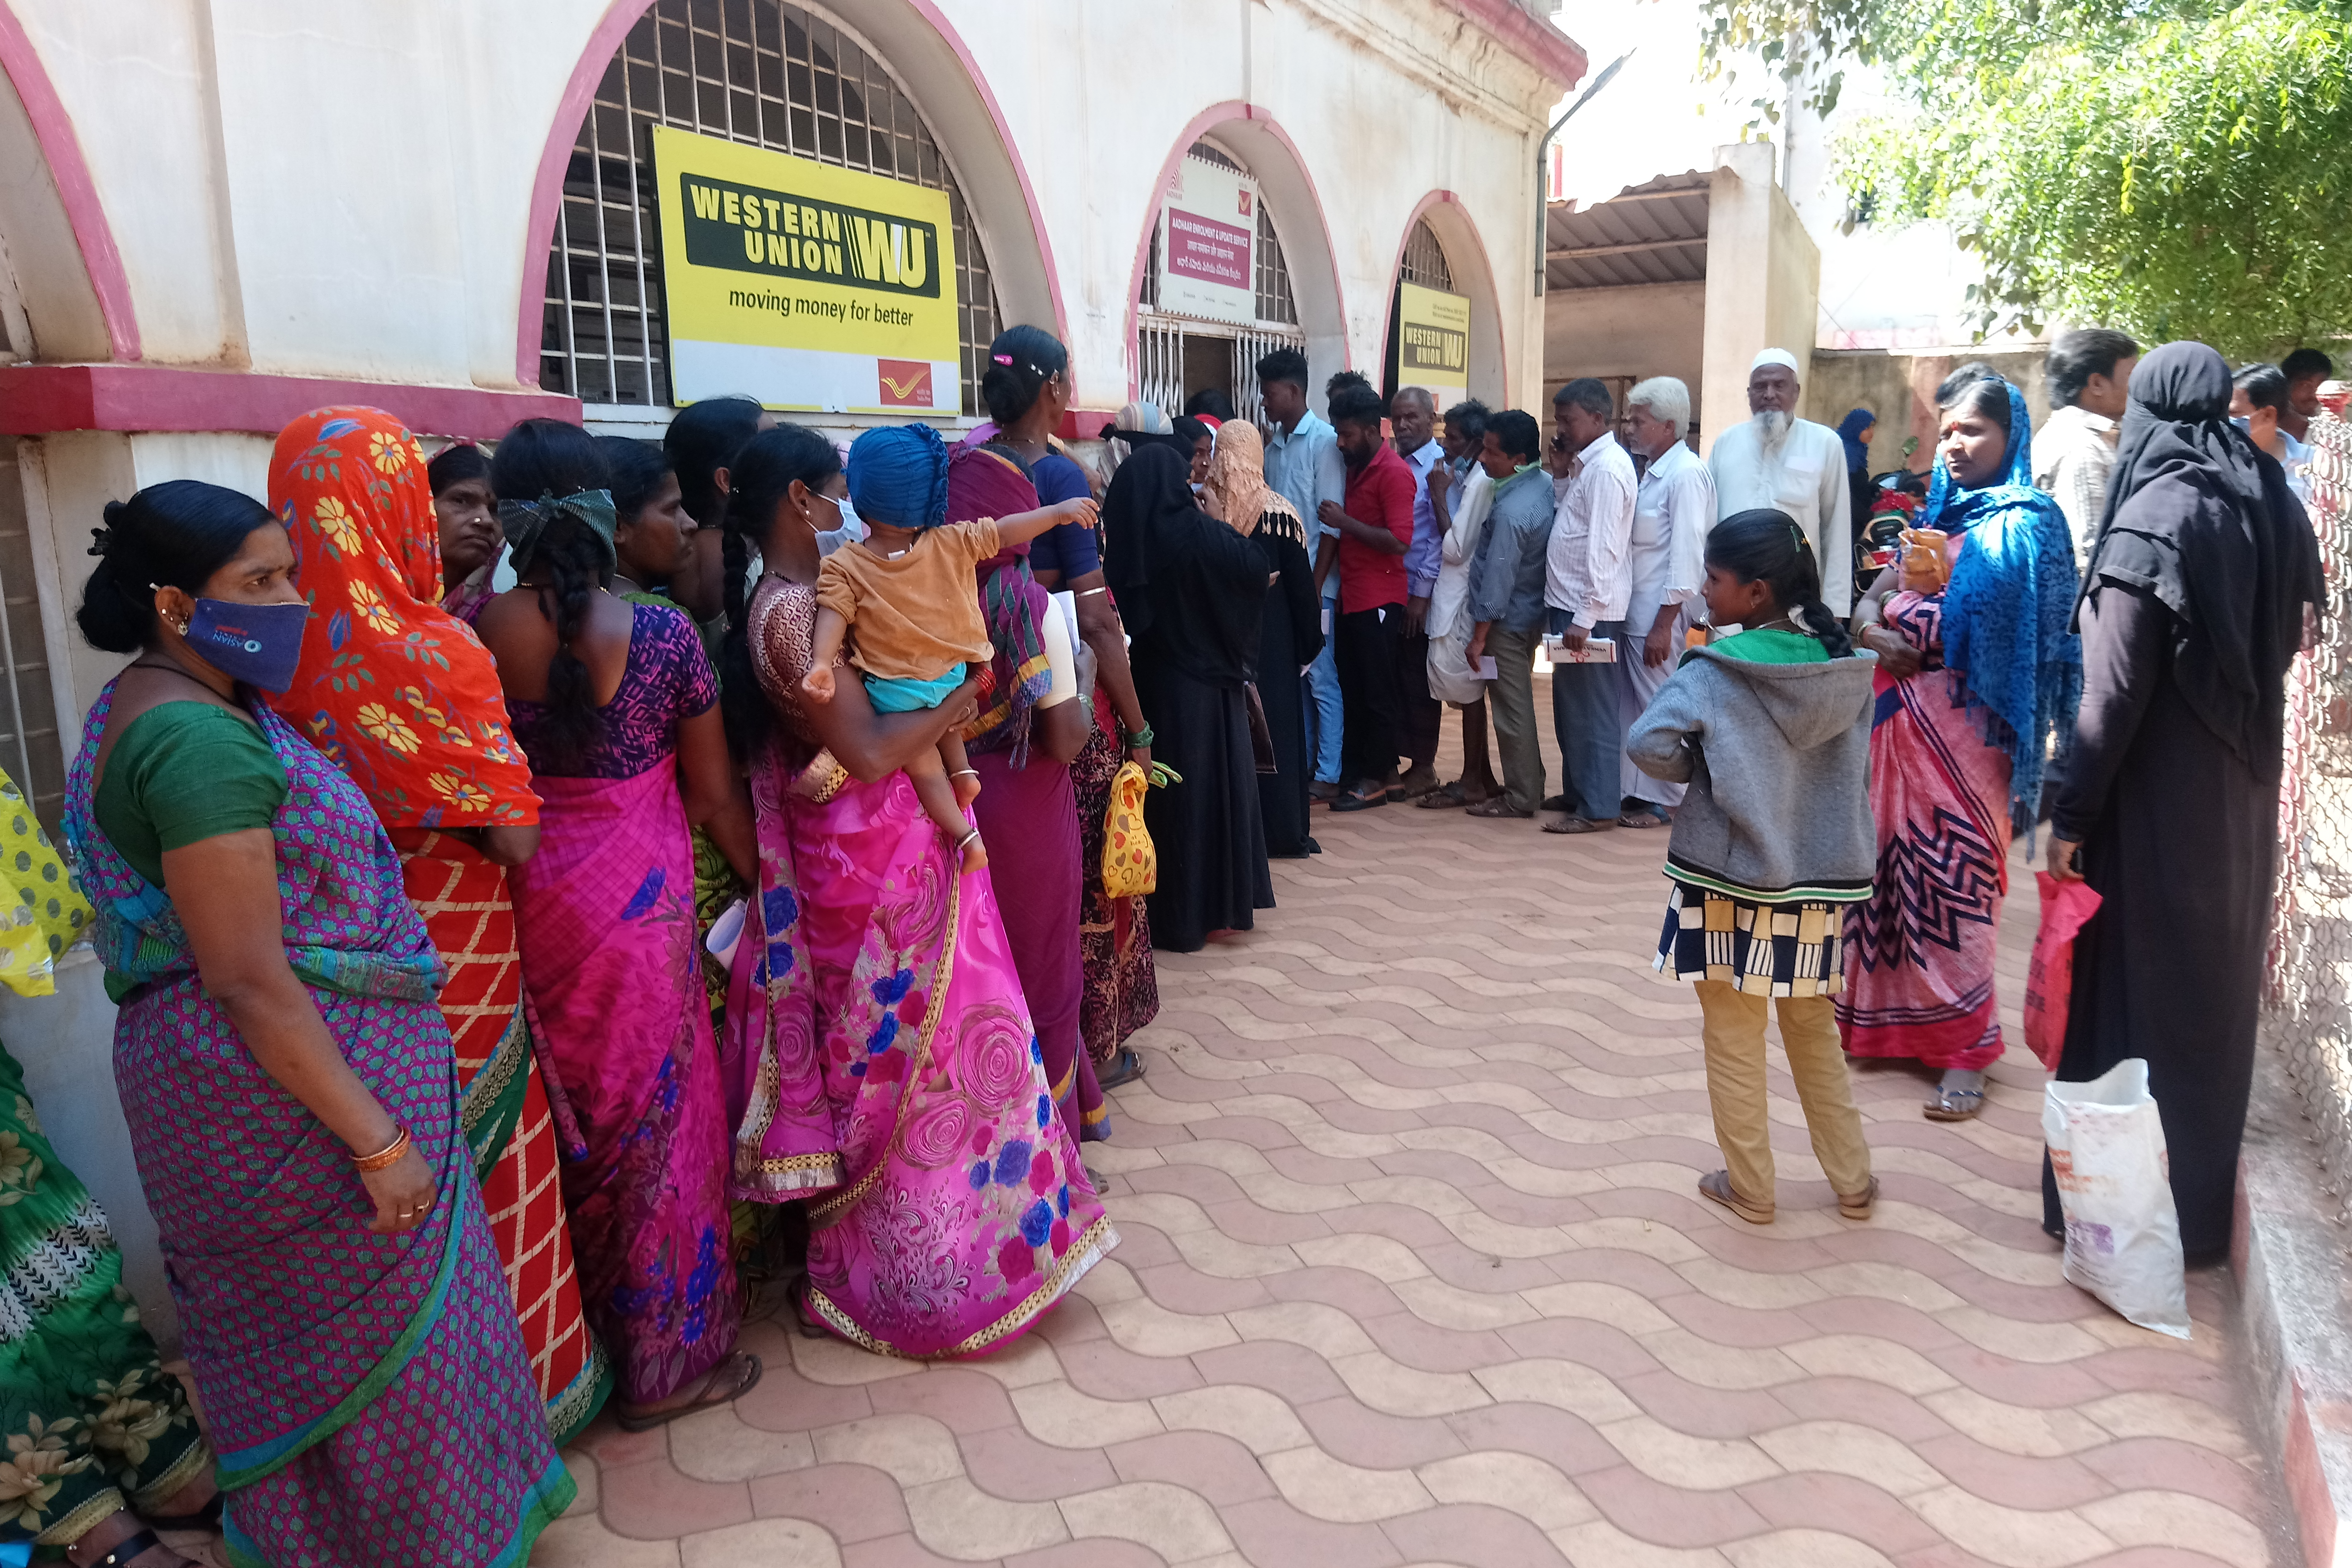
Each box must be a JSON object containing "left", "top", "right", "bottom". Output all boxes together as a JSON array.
[{"left": 183, "top": 596, "right": 308, "bottom": 692}]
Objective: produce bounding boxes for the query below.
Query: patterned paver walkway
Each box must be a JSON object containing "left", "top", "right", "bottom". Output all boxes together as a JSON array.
[{"left": 533, "top": 719, "right": 2285, "bottom": 1568}]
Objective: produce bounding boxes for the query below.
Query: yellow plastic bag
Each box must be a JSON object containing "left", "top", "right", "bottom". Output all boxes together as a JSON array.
[
  {"left": 1101, "top": 760, "right": 1156, "bottom": 898},
  {"left": 0, "top": 767, "right": 90, "bottom": 998}
]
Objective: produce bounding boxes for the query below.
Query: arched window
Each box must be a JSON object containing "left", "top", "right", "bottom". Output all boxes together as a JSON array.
[
  {"left": 1137, "top": 140, "right": 1306, "bottom": 423},
  {"left": 541, "top": 0, "right": 1002, "bottom": 416},
  {"left": 1399, "top": 219, "right": 1454, "bottom": 292},
  {"left": 1387, "top": 217, "right": 1461, "bottom": 401}
]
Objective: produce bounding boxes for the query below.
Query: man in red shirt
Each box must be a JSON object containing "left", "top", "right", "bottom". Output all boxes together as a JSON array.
[{"left": 1318, "top": 384, "right": 1416, "bottom": 810}]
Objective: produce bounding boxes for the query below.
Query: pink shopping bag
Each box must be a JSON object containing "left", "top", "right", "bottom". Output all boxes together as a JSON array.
[{"left": 2024, "top": 872, "right": 2103, "bottom": 1071}]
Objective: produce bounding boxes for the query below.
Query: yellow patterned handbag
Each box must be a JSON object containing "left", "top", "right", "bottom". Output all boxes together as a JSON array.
[{"left": 1101, "top": 760, "right": 1157, "bottom": 899}]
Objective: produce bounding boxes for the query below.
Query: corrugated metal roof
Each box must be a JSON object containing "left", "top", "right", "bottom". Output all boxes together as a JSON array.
[{"left": 1545, "top": 170, "right": 1710, "bottom": 291}]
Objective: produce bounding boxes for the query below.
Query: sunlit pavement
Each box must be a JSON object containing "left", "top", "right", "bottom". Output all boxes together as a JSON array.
[{"left": 533, "top": 706, "right": 2287, "bottom": 1568}]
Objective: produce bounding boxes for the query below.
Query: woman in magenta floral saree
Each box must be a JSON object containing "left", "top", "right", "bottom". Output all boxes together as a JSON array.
[{"left": 716, "top": 424, "right": 1116, "bottom": 1357}]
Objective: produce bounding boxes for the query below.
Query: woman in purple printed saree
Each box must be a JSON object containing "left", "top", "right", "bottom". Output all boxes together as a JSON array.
[
  {"left": 715, "top": 424, "right": 1116, "bottom": 1357},
  {"left": 63, "top": 685, "right": 567, "bottom": 1568}
]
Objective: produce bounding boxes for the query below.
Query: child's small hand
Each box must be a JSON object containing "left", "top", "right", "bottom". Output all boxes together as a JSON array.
[
  {"left": 1052, "top": 496, "right": 1099, "bottom": 530},
  {"left": 801, "top": 666, "right": 837, "bottom": 705}
]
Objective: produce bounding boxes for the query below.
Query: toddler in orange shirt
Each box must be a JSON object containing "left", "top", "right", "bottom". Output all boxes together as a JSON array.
[{"left": 804, "top": 422, "right": 1093, "bottom": 871}]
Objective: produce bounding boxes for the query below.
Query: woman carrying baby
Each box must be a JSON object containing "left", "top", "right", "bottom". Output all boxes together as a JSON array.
[{"left": 800, "top": 422, "right": 1094, "bottom": 871}]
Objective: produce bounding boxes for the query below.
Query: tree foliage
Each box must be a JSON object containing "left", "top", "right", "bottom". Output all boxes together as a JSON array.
[{"left": 1697, "top": 0, "right": 2352, "bottom": 357}]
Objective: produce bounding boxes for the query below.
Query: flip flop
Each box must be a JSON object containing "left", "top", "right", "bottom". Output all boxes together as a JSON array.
[
  {"left": 1922, "top": 1086, "right": 1986, "bottom": 1122},
  {"left": 1330, "top": 790, "right": 1388, "bottom": 812},
  {"left": 1542, "top": 816, "right": 1614, "bottom": 835},
  {"left": 614, "top": 1351, "right": 764, "bottom": 1431},
  {"left": 1465, "top": 798, "right": 1531, "bottom": 819},
  {"left": 1617, "top": 808, "right": 1671, "bottom": 829},
  {"left": 1698, "top": 1169, "right": 1774, "bottom": 1225},
  {"left": 1416, "top": 783, "right": 1469, "bottom": 809},
  {"left": 1098, "top": 1046, "right": 1147, "bottom": 1090},
  {"left": 1837, "top": 1176, "right": 1880, "bottom": 1222}
]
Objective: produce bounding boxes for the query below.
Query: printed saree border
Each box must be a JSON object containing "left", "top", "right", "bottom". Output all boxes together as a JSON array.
[{"left": 804, "top": 1213, "right": 1119, "bottom": 1360}]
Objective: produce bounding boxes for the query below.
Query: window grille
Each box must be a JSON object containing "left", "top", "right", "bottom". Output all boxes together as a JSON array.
[
  {"left": 0, "top": 444, "right": 63, "bottom": 830},
  {"left": 540, "top": 0, "right": 1001, "bottom": 416},
  {"left": 1400, "top": 218, "right": 1454, "bottom": 291},
  {"left": 1254, "top": 207, "right": 1297, "bottom": 327}
]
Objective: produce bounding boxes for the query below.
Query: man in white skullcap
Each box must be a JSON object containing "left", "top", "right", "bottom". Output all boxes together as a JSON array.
[{"left": 1705, "top": 347, "right": 1854, "bottom": 614}]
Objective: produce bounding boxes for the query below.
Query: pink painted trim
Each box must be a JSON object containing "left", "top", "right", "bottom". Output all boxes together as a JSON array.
[
  {"left": 903, "top": 0, "right": 1067, "bottom": 345},
  {"left": 0, "top": 5, "right": 138, "bottom": 360},
  {"left": 1440, "top": 0, "right": 1588, "bottom": 91},
  {"left": 516, "top": 0, "right": 642, "bottom": 387},
  {"left": 1124, "top": 103, "right": 1350, "bottom": 401},
  {"left": 0, "top": 364, "right": 581, "bottom": 440},
  {"left": 1379, "top": 190, "right": 1508, "bottom": 399},
  {"left": 516, "top": 0, "right": 1069, "bottom": 388}
]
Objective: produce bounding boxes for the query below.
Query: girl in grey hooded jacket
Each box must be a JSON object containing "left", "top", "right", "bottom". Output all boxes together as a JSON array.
[{"left": 1627, "top": 510, "right": 1878, "bottom": 1226}]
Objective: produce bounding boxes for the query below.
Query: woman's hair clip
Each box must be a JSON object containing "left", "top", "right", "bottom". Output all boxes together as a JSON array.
[
  {"left": 86, "top": 526, "right": 112, "bottom": 559},
  {"left": 992, "top": 353, "right": 1014, "bottom": 365}
]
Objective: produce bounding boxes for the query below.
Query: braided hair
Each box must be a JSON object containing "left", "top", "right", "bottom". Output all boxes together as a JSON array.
[
  {"left": 1704, "top": 509, "right": 1855, "bottom": 657},
  {"left": 490, "top": 419, "right": 613, "bottom": 773},
  {"left": 719, "top": 423, "right": 842, "bottom": 760}
]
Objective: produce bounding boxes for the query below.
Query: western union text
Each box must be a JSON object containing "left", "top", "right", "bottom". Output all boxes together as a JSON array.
[{"left": 679, "top": 174, "right": 941, "bottom": 299}]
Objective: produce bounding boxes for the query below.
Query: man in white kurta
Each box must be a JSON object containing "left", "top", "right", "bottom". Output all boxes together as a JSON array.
[
  {"left": 1618, "top": 378, "right": 1716, "bottom": 818},
  {"left": 1707, "top": 348, "right": 1853, "bottom": 614}
]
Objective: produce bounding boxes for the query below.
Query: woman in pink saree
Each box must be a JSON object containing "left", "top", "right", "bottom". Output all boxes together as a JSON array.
[{"left": 715, "top": 423, "right": 1116, "bottom": 1357}]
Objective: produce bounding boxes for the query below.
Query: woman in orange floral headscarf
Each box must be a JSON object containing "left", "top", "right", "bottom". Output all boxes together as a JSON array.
[{"left": 264, "top": 406, "right": 611, "bottom": 1444}]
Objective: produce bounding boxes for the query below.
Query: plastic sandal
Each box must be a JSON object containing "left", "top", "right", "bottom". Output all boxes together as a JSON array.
[{"left": 1837, "top": 1176, "right": 1880, "bottom": 1221}]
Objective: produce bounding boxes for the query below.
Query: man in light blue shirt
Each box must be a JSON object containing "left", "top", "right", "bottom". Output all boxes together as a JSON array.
[
  {"left": 1260, "top": 346, "right": 1348, "bottom": 794},
  {"left": 1392, "top": 386, "right": 1444, "bottom": 797}
]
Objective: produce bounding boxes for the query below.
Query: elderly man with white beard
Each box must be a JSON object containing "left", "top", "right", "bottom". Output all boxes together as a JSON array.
[
  {"left": 1615, "top": 377, "right": 1715, "bottom": 828},
  {"left": 1706, "top": 348, "right": 1854, "bottom": 614}
]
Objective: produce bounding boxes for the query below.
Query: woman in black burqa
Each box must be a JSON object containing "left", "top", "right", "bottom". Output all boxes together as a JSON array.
[
  {"left": 1104, "top": 444, "right": 1275, "bottom": 952},
  {"left": 2043, "top": 340, "right": 2324, "bottom": 1262}
]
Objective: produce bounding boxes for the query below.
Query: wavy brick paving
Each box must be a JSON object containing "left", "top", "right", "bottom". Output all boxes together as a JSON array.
[{"left": 532, "top": 722, "right": 2287, "bottom": 1568}]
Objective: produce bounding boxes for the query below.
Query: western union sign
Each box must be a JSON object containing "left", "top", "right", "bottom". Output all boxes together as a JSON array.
[
  {"left": 1395, "top": 280, "right": 1471, "bottom": 391},
  {"left": 653, "top": 124, "right": 960, "bottom": 416}
]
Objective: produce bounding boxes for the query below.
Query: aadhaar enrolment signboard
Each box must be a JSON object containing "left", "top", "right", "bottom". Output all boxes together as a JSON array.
[
  {"left": 653, "top": 124, "right": 960, "bottom": 416},
  {"left": 1156, "top": 156, "right": 1259, "bottom": 324}
]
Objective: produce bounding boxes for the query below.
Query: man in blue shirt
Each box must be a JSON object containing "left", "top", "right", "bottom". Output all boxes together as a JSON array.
[
  {"left": 1463, "top": 409, "right": 1555, "bottom": 818},
  {"left": 1259, "top": 348, "right": 1348, "bottom": 797},
  {"left": 1392, "top": 386, "right": 1445, "bottom": 798}
]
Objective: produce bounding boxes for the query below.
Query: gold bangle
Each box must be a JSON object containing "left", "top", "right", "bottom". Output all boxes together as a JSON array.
[{"left": 350, "top": 1126, "right": 411, "bottom": 1173}]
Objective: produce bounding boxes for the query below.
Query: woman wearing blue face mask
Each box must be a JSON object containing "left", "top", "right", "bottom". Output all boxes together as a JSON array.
[{"left": 63, "top": 482, "right": 569, "bottom": 1567}]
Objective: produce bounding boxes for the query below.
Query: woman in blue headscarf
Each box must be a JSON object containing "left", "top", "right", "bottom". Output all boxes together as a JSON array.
[
  {"left": 1839, "top": 368, "right": 2081, "bottom": 1120},
  {"left": 1836, "top": 408, "right": 1877, "bottom": 554}
]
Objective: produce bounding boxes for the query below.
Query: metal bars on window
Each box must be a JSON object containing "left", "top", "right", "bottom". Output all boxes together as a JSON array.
[
  {"left": 1400, "top": 219, "right": 1454, "bottom": 291},
  {"left": 0, "top": 444, "right": 62, "bottom": 830},
  {"left": 1254, "top": 208, "right": 1297, "bottom": 327},
  {"left": 540, "top": 0, "right": 1001, "bottom": 415}
]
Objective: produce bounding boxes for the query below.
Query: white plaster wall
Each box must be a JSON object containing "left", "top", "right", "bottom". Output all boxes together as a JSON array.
[
  {"left": 8, "top": 0, "right": 1557, "bottom": 409},
  {"left": 1544, "top": 279, "right": 1705, "bottom": 404}
]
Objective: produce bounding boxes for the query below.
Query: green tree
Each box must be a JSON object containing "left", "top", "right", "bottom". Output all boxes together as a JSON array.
[{"left": 1698, "top": 0, "right": 2352, "bottom": 357}]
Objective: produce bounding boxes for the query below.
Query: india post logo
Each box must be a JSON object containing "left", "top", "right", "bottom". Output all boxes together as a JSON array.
[{"left": 877, "top": 360, "right": 934, "bottom": 409}]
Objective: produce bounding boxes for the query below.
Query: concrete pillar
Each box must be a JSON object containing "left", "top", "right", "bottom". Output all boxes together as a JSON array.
[{"left": 1698, "top": 142, "right": 1822, "bottom": 452}]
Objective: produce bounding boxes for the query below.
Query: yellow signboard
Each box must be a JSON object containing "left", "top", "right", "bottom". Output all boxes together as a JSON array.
[
  {"left": 1394, "top": 280, "right": 1471, "bottom": 392},
  {"left": 652, "top": 124, "right": 961, "bottom": 416}
]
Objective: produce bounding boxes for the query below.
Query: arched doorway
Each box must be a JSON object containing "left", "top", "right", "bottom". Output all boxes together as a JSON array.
[
  {"left": 536, "top": 0, "right": 1009, "bottom": 418},
  {"left": 1380, "top": 197, "right": 1508, "bottom": 414},
  {"left": 1135, "top": 139, "right": 1307, "bottom": 424},
  {"left": 1127, "top": 110, "right": 1346, "bottom": 424}
]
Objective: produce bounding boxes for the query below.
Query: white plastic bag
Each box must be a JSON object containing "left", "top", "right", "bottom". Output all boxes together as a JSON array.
[{"left": 2041, "top": 1059, "right": 2191, "bottom": 1339}]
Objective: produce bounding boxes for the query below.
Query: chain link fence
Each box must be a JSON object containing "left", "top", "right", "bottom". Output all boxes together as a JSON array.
[{"left": 2263, "top": 411, "right": 2352, "bottom": 1220}]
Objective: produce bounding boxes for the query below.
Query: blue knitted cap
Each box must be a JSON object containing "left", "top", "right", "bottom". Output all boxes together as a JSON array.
[{"left": 846, "top": 421, "right": 950, "bottom": 532}]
